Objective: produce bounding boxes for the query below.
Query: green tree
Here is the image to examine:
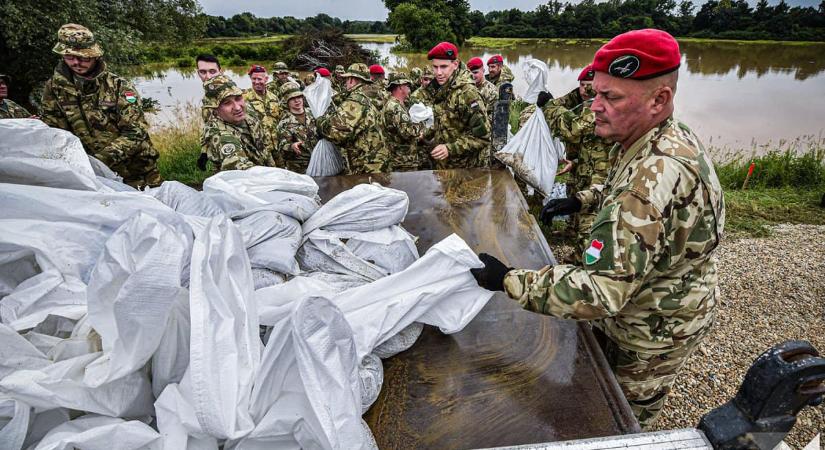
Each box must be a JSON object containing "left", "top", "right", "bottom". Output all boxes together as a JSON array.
[{"left": 387, "top": 3, "right": 456, "bottom": 50}]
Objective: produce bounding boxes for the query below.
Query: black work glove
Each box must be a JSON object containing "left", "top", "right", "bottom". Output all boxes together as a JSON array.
[
  {"left": 540, "top": 197, "right": 582, "bottom": 225},
  {"left": 471, "top": 253, "right": 512, "bottom": 292},
  {"left": 536, "top": 91, "right": 553, "bottom": 108},
  {"left": 197, "top": 153, "right": 209, "bottom": 171}
]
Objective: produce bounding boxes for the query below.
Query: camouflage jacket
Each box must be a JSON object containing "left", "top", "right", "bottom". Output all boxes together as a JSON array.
[
  {"left": 486, "top": 65, "right": 515, "bottom": 88},
  {"left": 476, "top": 80, "right": 498, "bottom": 118},
  {"left": 243, "top": 87, "right": 282, "bottom": 129},
  {"left": 543, "top": 101, "right": 613, "bottom": 191},
  {"left": 316, "top": 83, "right": 389, "bottom": 174},
  {"left": 266, "top": 78, "right": 288, "bottom": 100},
  {"left": 361, "top": 81, "right": 390, "bottom": 111},
  {"left": 409, "top": 85, "right": 434, "bottom": 106},
  {"left": 425, "top": 68, "right": 491, "bottom": 169},
  {"left": 0, "top": 99, "right": 30, "bottom": 119},
  {"left": 503, "top": 118, "right": 725, "bottom": 353},
  {"left": 202, "top": 115, "right": 275, "bottom": 172},
  {"left": 276, "top": 109, "right": 318, "bottom": 173},
  {"left": 382, "top": 96, "right": 423, "bottom": 171},
  {"left": 552, "top": 87, "right": 584, "bottom": 110},
  {"left": 41, "top": 60, "right": 159, "bottom": 184}
]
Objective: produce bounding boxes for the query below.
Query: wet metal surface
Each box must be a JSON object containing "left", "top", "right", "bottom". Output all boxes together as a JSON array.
[{"left": 316, "top": 169, "right": 640, "bottom": 450}]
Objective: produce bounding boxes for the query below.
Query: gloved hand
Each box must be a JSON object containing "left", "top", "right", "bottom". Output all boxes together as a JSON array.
[
  {"left": 540, "top": 197, "right": 582, "bottom": 225},
  {"left": 470, "top": 253, "right": 512, "bottom": 292},
  {"left": 197, "top": 153, "right": 209, "bottom": 171},
  {"left": 536, "top": 91, "right": 553, "bottom": 108}
]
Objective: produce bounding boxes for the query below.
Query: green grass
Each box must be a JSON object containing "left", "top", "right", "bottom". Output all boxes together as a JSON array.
[
  {"left": 724, "top": 188, "right": 825, "bottom": 237},
  {"left": 345, "top": 34, "right": 397, "bottom": 43},
  {"left": 466, "top": 36, "right": 825, "bottom": 48},
  {"left": 151, "top": 104, "right": 212, "bottom": 187}
]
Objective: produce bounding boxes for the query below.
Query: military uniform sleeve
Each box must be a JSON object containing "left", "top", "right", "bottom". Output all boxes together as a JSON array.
[
  {"left": 97, "top": 80, "right": 150, "bottom": 167},
  {"left": 445, "top": 90, "right": 490, "bottom": 157},
  {"left": 40, "top": 80, "right": 69, "bottom": 130},
  {"left": 276, "top": 118, "right": 295, "bottom": 155},
  {"left": 503, "top": 191, "right": 665, "bottom": 320},
  {"left": 543, "top": 103, "right": 592, "bottom": 144},
  {"left": 385, "top": 104, "right": 422, "bottom": 141},
  {"left": 317, "top": 98, "right": 364, "bottom": 146},
  {"left": 518, "top": 104, "right": 536, "bottom": 129},
  {"left": 550, "top": 88, "right": 583, "bottom": 110}
]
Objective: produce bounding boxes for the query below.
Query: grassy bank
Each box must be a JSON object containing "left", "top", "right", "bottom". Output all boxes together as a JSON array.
[
  {"left": 466, "top": 36, "right": 825, "bottom": 48},
  {"left": 150, "top": 105, "right": 825, "bottom": 237}
]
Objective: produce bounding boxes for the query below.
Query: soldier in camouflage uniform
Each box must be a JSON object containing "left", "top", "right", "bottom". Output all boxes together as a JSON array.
[
  {"left": 471, "top": 29, "right": 725, "bottom": 429},
  {"left": 486, "top": 55, "right": 515, "bottom": 88},
  {"left": 317, "top": 63, "right": 389, "bottom": 174},
  {"left": 276, "top": 82, "right": 318, "bottom": 173},
  {"left": 422, "top": 42, "right": 491, "bottom": 169},
  {"left": 41, "top": 24, "right": 160, "bottom": 188},
  {"left": 201, "top": 75, "right": 276, "bottom": 172},
  {"left": 409, "top": 67, "right": 423, "bottom": 92},
  {"left": 0, "top": 75, "right": 31, "bottom": 119},
  {"left": 467, "top": 57, "right": 498, "bottom": 118},
  {"left": 267, "top": 62, "right": 292, "bottom": 99},
  {"left": 362, "top": 65, "right": 389, "bottom": 110},
  {"left": 382, "top": 73, "right": 424, "bottom": 171},
  {"left": 243, "top": 65, "right": 282, "bottom": 151}
]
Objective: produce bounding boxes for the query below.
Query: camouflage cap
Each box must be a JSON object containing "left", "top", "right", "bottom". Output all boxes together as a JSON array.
[
  {"left": 202, "top": 74, "right": 243, "bottom": 110},
  {"left": 52, "top": 24, "right": 103, "bottom": 58},
  {"left": 0, "top": 74, "right": 10, "bottom": 84},
  {"left": 334, "top": 65, "right": 345, "bottom": 74},
  {"left": 387, "top": 72, "right": 412, "bottom": 89},
  {"left": 272, "top": 62, "right": 289, "bottom": 74},
  {"left": 342, "top": 63, "right": 372, "bottom": 83},
  {"left": 281, "top": 81, "right": 304, "bottom": 101},
  {"left": 410, "top": 67, "right": 423, "bottom": 79},
  {"left": 422, "top": 67, "right": 434, "bottom": 79}
]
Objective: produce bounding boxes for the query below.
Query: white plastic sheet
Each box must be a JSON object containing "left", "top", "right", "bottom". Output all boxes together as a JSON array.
[
  {"left": 33, "top": 415, "right": 161, "bottom": 450},
  {"left": 523, "top": 59, "right": 552, "bottom": 104},
  {"left": 0, "top": 396, "right": 29, "bottom": 450},
  {"left": 409, "top": 103, "right": 434, "bottom": 129},
  {"left": 495, "top": 108, "right": 562, "bottom": 197},
  {"left": 202, "top": 167, "right": 320, "bottom": 218},
  {"left": 305, "top": 139, "right": 344, "bottom": 177},
  {"left": 302, "top": 183, "right": 409, "bottom": 237},
  {"left": 303, "top": 76, "right": 334, "bottom": 118},
  {"left": 148, "top": 181, "right": 224, "bottom": 218}
]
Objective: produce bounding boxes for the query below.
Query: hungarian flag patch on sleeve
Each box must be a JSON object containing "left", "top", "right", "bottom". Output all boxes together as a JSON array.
[{"left": 585, "top": 239, "right": 604, "bottom": 265}]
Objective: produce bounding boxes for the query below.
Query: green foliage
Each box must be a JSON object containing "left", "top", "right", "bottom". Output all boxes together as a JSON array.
[
  {"left": 0, "top": 0, "right": 205, "bottom": 106},
  {"left": 715, "top": 145, "right": 825, "bottom": 190},
  {"left": 384, "top": 0, "right": 474, "bottom": 50},
  {"left": 203, "top": 13, "right": 391, "bottom": 38}
]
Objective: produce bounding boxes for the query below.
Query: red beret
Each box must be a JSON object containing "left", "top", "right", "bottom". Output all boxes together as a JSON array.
[
  {"left": 487, "top": 55, "right": 503, "bottom": 65},
  {"left": 577, "top": 64, "right": 595, "bottom": 81},
  {"left": 427, "top": 42, "right": 459, "bottom": 61},
  {"left": 369, "top": 65, "right": 385, "bottom": 75},
  {"left": 592, "top": 29, "right": 681, "bottom": 80},
  {"left": 316, "top": 68, "right": 331, "bottom": 77},
  {"left": 467, "top": 57, "right": 483, "bottom": 70},
  {"left": 247, "top": 65, "right": 266, "bottom": 75}
]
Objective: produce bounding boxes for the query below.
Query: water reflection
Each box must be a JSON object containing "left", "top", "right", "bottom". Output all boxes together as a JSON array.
[{"left": 132, "top": 40, "right": 825, "bottom": 151}]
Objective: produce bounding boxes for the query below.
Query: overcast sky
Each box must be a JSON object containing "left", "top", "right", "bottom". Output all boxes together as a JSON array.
[{"left": 199, "top": 0, "right": 819, "bottom": 20}]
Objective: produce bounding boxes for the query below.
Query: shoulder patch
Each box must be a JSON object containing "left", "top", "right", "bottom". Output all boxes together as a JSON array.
[
  {"left": 124, "top": 91, "right": 137, "bottom": 104},
  {"left": 219, "top": 143, "right": 236, "bottom": 156},
  {"left": 470, "top": 101, "right": 480, "bottom": 110}
]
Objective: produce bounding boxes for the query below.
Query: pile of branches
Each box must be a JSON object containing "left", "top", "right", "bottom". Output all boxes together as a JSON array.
[{"left": 283, "top": 29, "right": 377, "bottom": 70}]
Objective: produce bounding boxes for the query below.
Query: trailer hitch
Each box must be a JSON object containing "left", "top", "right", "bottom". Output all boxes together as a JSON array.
[{"left": 698, "top": 340, "right": 825, "bottom": 449}]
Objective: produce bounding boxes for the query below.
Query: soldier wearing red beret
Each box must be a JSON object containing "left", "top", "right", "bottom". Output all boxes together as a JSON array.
[
  {"left": 472, "top": 29, "right": 725, "bottom": 429},
  {"left": 467, "top": 57, "right": 497, "bottom": 118},
  {"left": 486, "top": 54, "right": 514, "bottom": 88},
  {"left": 418, "top": 42, "right": 491, "bottom": 169}
]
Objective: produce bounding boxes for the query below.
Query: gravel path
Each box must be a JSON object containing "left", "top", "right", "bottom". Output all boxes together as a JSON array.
[{"left": 550, "top": 224, "right": 824, "bottom": 447}]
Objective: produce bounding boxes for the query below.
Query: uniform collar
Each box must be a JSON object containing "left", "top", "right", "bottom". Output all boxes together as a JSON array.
[{"left": 613, "top": 117, "right": 674, "bottom": 178}]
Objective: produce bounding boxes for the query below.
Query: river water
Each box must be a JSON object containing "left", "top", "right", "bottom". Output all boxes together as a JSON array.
[{"left": 132, "top": 39, "right": 825, "bottom": 153}]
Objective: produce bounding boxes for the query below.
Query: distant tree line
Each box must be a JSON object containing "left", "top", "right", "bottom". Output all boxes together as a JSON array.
[
  {"left": 202, "top": 13, "right": 392, "bottom": 37},
  {"left": 472, "top": 0, "right": 825, "bottom": 42}
]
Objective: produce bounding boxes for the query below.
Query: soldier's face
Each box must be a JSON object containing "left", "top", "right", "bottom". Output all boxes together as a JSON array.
[
  {"left": 487, "top": 62, "right": 501, "bottom": 77},
  {"left": 591, "top": 72, "right": 656, "bottom": 147},
  {"left": 216, "top": 95, "right": 246, "bottom": 124},
  {"left": 0, "top": 81, "right": 7, "bottom": 99},
  {"left": 63, "top": 55, "right": 97, "bottom": 76},
  {"left": 277, "top": 72, "right": 289, "bottom": 81},
  {"left": 471, "top": 68, "right": 484, "bottom": 85},
  {"left": 288, "top": 96, "right": 304, "bottom": 114},
  {"left": 421, "top": 77, "right": 432, "bottom": 87},
  {"left": 197, "top": 61, "right": 222, "bottom": 82},
  {"left": 579, "top": 81, "right": 594, "bottom": 100},
  {"left": 370, "top": 74, "right": 384, "bottom": 82},
  {"left": 250, "top": 73, "right": 268, "bottom": 94},
  {"left": 432, "top": 59, "right": 458, "bottom": 85},
  {"left": 345, "top": 77, "right": 359, "bottom": 91}
]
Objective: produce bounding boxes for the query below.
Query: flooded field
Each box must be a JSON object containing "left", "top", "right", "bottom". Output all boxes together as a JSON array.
[{"left": 132, "top": 39, "right": 825, "bottom": 152}]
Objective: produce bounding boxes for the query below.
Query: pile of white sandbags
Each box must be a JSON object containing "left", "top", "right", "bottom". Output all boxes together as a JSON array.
[{"left": 0, "top": 120, "right": 494, "bottom": 450}]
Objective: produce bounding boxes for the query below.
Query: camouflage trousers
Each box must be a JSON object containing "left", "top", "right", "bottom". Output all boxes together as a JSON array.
[{"left": 593, "top": 326, "right": 701, "bottom": 429}]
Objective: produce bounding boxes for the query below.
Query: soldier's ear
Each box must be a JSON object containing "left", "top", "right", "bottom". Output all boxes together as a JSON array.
[{"left": 650, "top": 86, "right": 673, "bottom": 114}]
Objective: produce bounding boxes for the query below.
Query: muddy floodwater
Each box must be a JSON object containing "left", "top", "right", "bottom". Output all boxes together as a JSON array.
[{"left": 133, "top": 39, "right": 825, "bottom": 153}]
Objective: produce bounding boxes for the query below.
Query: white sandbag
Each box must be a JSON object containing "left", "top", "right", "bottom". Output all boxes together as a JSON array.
[
  {"left": 251, "top": 269, "right": 285, "bottom": 290},
  {"left": 0, "top": 396, "right": 29, "bottom": 450},
  {"left": 333, "top": 234, "right": 494, "bottom": 359},
  {"left": 188, "top": 216, "right": 259, "bottom": 440},
  {"left": 0, "top": 324, "right": 51, "bottom": 379},
  {"left": 302, "top": 183, "right": 409, "bottom": 236},
  {"left": 523, "top": 59, "right": 551, "bottom": 104},
  {"left": 305, "top": 139, "right": 344, "bottom": 177},
  {"left": 0, "top": 352, "right": 154, "bottom": 417},
  {"left": 303, "top": 77, "right": 333, "bottom": 117},
  {"left": 302, "top": 272, "right": 370, "bottom": 292},
  {"left": 202, "top": 167, "right": 319, "bottom": 216},
  {"left": 372, "top": 322, "right": 423, "bottom": 359},
  {"left": 21, "top": 408, "right": 71, "bottom": 450},
  {"left": 238, "top": 296, "right": 365, "bottom": 450},
  {"left": 148, "top": 181, "right": 224, "bottom": 218},
  {"left": 358, "top": 354, "right": 383, "bottom": 413},
  {"left": 154, "top": 382, "right": 219, "bottom": 450},
  {"left": 409, "top": 103, "right": 434, "bottom": 128},
  {"left": 234, "top": 210, "right": 302, "bottom": 275},
  {"left": 242, "top": 191, "right": 321, "bottom": 223},
  {"left": 297, "top": 230, "right": 388, "bottom": 282},
  {"left": 33, "top": 415, "right": 161, "bottom": 450},
  {"left": 255, "top": 277, "right": 338, "bottom": 327},
  {"left": 83, "top": 213, "right": 189, "bottom": 387},
  {"left": 88, "top": 155, "right": 123, "bottom": 182},
  {"left": 0, "top": 120, "right": 100, "bottom": 191},
  {"left": 494, "top": 108, "right": 561, "bottom": 197},
  {"left": 151, "top": 292, "right": 190, "bottom": 398},
  {"left": 345, "top": 226, "right": 419, "bottom": 274}
]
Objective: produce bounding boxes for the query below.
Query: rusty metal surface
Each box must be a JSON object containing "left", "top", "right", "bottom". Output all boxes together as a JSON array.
[{"left": 315, "top": 169, "right": 640, "bottom": 450}]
